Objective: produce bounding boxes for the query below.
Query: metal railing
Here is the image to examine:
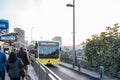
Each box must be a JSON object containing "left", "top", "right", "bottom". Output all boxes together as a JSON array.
[{"left": 31, "top": 57, "right": 63, "bottom": 80}]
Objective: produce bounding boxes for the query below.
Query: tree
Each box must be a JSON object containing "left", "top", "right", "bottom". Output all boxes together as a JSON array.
[{"left": 83, "top": 23, "right": 120, "bottom": 77}]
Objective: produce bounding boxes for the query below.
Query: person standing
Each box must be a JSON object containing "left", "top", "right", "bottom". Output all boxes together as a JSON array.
[
  {"left": 6, "top": 52, "right": 24, "bottom": 80},
  {"left": 17, "top": 47, "right": 30, "bottom": 80},
  {"left": 23, "top": 48, "right": 30, "bottom": 60},
  {"left": 0, "top": 46, "right": 6, "bottom": 80}
]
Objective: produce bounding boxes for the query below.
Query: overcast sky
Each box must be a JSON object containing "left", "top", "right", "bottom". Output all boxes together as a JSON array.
[{"left": 0, "top": 0, "right": 120, "bottom": 46}]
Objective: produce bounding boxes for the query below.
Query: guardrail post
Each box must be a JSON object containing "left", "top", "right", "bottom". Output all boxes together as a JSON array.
[
  {"left": 77, "top": 61, "right": 81, "bottom": 71},
  {"left": 100, "top": 66, "right": 104, "bottom": 80}
]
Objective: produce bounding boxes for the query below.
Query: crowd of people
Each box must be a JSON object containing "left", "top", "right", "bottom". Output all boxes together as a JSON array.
[{"left": 0, "top": 46, "right": 30, "bottom": 80}]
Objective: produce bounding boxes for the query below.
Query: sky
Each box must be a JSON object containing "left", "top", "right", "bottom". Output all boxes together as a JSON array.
[{"left": 0, "top": 0, "right": 120, "bottom": 46}]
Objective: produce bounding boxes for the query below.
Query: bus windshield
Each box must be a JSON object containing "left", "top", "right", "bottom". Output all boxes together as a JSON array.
[{"left": 38, "top": 42, "right": 59, "bottom": 58}]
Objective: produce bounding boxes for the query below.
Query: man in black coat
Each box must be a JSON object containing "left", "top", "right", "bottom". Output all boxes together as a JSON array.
[{"left": 17, "top": 47, "right": 30, "bottom": 79}]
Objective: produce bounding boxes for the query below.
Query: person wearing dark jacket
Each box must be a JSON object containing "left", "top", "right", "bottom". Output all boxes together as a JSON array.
[
  {"left": 6, "top": 52, "right": 24, "bottom": 80},
  {"left": 0, "top": 47, "right": 6, "bottom": 80},
  {"left": 17, "top": 47, "right": 30, "bottom": 79}
]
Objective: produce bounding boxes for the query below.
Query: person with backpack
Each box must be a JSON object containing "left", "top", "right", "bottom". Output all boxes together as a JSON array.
[
  {"left": 17, "top": 47, "right": 30, "bottom": 79},
  {"left": 6, "top": 52, "right": 24, "bottom": 80}
]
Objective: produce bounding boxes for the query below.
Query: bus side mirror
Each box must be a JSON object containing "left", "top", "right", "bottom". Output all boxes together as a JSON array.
[
  {"left": 60, "top": 47, "right": 61, "bottom": 51},
  {"left": 35, "top": 54, "right": 38, "bottom": 58},
  {"left": 35, "top": 49, "right": 38, "bottom": 58},
  {"left": 35, "top": 42, "right": 38, "bottom": 49}
]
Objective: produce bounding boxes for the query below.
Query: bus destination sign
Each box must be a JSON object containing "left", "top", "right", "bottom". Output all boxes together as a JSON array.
[{"left": 39, "top": 42, "right": 58, "bottom": 46}]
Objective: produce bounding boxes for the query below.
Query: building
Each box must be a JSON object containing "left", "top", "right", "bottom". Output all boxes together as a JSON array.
[
  {"left": 52, "top": 36, "right": 62, "bottom": 46},
  {"left": 14, "top": 28, "right": 25, "bottom": 42},
  {"left": 14, "top": 28, "right": 27, "bottom": 47}
]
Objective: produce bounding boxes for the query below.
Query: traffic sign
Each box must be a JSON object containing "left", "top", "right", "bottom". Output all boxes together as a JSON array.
[
  {"left": 0, "top": 20, "right": 9, "bottom": 29},
  {"left": 0, "top": 36, "right": 15, "bottom": 41}
]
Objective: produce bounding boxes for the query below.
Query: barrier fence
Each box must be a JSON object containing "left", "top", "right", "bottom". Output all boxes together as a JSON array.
[{"left": 31, "top": 57, "right": 63, "bottom": 80}]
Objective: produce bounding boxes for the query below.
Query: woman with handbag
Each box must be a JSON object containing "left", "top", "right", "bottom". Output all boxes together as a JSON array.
[{"left": 6, "top": 52, "right": 24, "bottom": 80}]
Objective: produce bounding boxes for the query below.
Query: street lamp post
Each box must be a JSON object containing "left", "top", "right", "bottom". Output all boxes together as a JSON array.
[
  {"left": 31, "top": 27, "right": 34, "bottom": 42},
  {"left": 66, "top": 0, "right": 76, "bottom": 68}
]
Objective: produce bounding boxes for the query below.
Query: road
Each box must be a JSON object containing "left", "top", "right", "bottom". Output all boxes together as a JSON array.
[{"left": 47, "top": 65, "right": 98, "bottom": 80}]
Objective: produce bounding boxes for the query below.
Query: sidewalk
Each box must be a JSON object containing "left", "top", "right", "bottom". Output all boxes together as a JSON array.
[
  {"left": 28, "top": 64, "right": 38, "bottom": 80},
  {"left": 60, "top": 62, "right": 119, "bottom": 80},
  {"left": 5, "top": 64, "right": 38, "bottom": 80}
]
